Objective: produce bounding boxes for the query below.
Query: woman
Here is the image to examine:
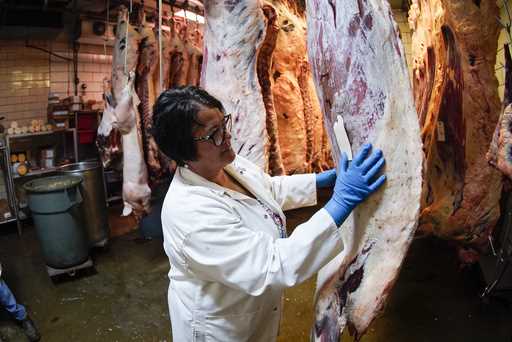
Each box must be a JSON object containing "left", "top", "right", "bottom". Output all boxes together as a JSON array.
[{"left": 152, "top": 86, "right": 386, "bottom": 342}]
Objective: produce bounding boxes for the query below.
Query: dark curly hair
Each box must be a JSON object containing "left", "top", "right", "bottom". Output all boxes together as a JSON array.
[{"left": 152, "top": 86, "right": 225, "bottom": 166}]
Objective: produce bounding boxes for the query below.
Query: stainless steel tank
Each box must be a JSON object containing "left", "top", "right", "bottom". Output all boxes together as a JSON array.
[{"left": 58, "top": 161, "right": 109, "bottom": 247}]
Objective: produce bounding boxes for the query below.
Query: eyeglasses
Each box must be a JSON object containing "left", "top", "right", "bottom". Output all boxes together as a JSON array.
[{"left": 193, "top": 114, "right": 232, "bottom": 146}]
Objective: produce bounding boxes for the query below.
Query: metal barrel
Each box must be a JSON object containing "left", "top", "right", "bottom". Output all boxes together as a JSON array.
[{"left": 58, "top": 161, "right": 110, "bottom": 247}]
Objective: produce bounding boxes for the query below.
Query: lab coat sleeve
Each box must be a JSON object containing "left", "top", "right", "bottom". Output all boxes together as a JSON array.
[
  {"left": 181, "top": 202, "right": 343, "bottom": 296},
  {"left": 268, "top": 173, "right": 317, "bottom": 211}
]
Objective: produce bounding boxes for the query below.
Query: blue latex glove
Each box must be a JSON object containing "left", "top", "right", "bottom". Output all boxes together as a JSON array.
[
  {"left": 316, "top": 169, "right": 336, "bottom": 188},
  {"left": 324, "top": 143, "right": 386, "bottom": 226}
]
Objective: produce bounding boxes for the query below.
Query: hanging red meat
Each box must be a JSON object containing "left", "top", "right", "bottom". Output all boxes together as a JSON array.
[
  {"left": 266, "top": 0, "right": 333, "bottom": 174},
  {"left": 409, "top": 0, "right": 503, "bottom": 254},
  {"left": 307, "top": 0, "right": 423, "bottom": 340},
  {"left": 201, "top": 0, "right": 270, "bottom": 170},
  {"left": 153, "top": 13, "right": 173, "bottom": 93},
  {"left": 169, "top": 16, "right": 186, "bottom": 88},
  {"left": 257, "top": 4, "right": 286, "bottom": 176},
  {"left": 185, "top": 21, "right": 203, "bottom": 87},
  {"left": 136, "top": 11, "right": 165, "bottom": 187}
]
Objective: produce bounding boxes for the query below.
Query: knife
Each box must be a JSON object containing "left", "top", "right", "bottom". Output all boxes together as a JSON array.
[{"left": 333, "top": 115, "right": 353, "bottom": 161}]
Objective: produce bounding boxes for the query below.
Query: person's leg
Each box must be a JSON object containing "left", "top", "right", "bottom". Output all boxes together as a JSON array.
[
  {"left": 0, "top": 279, "right": 40, "bottom": 342},
  {"left": 0, "top": 279, "right": 26, "bottom": 320}
]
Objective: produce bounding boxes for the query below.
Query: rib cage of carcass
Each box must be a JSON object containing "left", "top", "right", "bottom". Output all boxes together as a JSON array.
[{"left": 201, "top": 0, "right": 333, "bottom": 175}]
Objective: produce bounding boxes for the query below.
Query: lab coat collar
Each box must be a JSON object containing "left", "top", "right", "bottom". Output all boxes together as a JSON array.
[
  {"left": 178, "top": 164, "right": 233, "bottom": 197},
  {"left": 177, "top": 157, "right": 282, "bottom": 215},
  {"left": 176, "top": 158, "right": 254, "bottom": 202},
  {"left": 225, "top": 159, "right": 286, "bottom": 217},
  {"left": 223, "top": 162, "right": 277, "bottom": 207}
]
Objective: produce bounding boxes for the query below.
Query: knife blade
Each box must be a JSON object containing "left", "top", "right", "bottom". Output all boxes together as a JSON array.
[{"left": 333, "top": 115, "right": 353, "bottom": 161}]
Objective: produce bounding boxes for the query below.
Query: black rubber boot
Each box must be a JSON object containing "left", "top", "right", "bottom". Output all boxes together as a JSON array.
[{"left": 20, "top": 316, "right": 41, "bottom": 342}]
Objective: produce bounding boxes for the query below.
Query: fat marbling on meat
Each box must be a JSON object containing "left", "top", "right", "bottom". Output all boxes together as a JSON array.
[
  {"left": 201, "top": 0, "right": 269, "bottom": 170},
  {"left": 410, "top": 0, "right": 502, "bottom": 255},
  {"left": 307, "top": 0, "right": 423, "bottom": 340}
]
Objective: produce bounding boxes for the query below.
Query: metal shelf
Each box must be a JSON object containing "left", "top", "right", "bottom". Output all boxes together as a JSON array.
[
  {"left": 0, "top": 137, "right": 21, "bottom": 234},
  {"left": 106, "top": 195, "right": 122, "bottom": 203},
  {"left": 7, "top": 128, "right": 75, "bottom": 139},
  {"left": 0, "top": 217, "right": 17, "bottom": 225},
  {"left": 2, "top": 128, "right": 79, "bottom": 235},
  {"left": 13, "top": 167, "right": 59, "bottom": 179}
]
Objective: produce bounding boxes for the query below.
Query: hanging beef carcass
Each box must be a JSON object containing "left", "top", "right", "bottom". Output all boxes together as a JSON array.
[
  {"left": 175, "top": 23, "right": 192, "bottom": 86},
  {"left": 257, "top": 3, "right": 286, "bottom": 175},
  {"left": 201, "top": 0, "right": 331, "bottom": 173},
  {"left": 153, "top": 14, "right": 173, "bottom": 94},
  {"left": 136, "top": 11, "right": 166, "bottom": 186},
  {"left": 169, "top": 17, "right": 187, "bottom": 88},
  {"left": 186, "top": 22, "right": 203, "bottom": 87},
  {"left": 307, "top": 0, "right": 423, "bottom": 340},
  {"left": 264, "top": 0, "right": 308, "bottom": 174},
  {"left": 265, "top": 0, "right": 332, "bottom": 174},
  {"left": 201, "top": 0, "right": 269, "bottom": 170},
  {"left": 488, "top": 44, "right": 512, "bottom": 178},
  {"left": 151, "top": 14, "right": 174, "bottom": 175},
  {"left": 409, "top": 0, "right": 502, "bottom": 253}
]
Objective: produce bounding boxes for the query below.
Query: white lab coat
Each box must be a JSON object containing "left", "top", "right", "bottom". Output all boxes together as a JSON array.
[{"left": 161, "top": 155, "right": 343, "bottom": 342}]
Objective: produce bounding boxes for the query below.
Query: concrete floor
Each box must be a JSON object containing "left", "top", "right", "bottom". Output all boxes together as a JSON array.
[{"left": 0, "top": 199, "right": 511, "bottom": 342}]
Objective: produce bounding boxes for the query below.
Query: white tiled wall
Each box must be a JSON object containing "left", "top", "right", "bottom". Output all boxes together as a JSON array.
[
  {"left": 0, "top": 39, "right": 112, "bottom": 201},
  {"left": 0, "top": 40, "right": 50, "bottom": 128},
  {"left": 0, "top": 39, "right": 112, "bottom": 128},
  {"left": 393, "top": 9, "right": 413, "bottom": 74},
  {"left": 496, "top": 1, "right": 512, "bottom": 101},
  {"left": 49, "top": 42, "right": 113, "bottom": 106}
]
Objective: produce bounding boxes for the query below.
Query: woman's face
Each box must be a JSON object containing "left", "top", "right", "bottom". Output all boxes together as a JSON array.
[{"left": 191, "top": 106, "right": 236, "bottom": 170}]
